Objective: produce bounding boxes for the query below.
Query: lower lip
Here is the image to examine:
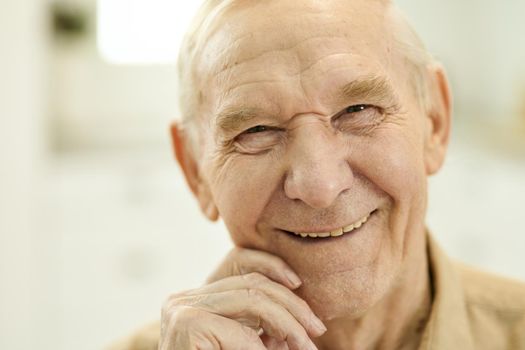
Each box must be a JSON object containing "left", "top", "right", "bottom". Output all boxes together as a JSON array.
[{"left": 281, "top": 209, "right": 378, "bottom": 242}]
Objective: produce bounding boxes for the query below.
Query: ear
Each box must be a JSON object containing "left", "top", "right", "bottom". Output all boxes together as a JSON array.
[
  {"left": 170, "top": 122, "right": 219, "bottom": 221},
  {"left": 423, "top": 64, "right": 452, "bottom": 176}
]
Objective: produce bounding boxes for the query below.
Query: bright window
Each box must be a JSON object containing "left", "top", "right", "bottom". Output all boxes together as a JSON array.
[{"left": 97, "top": 0, "right": 203, "bottom": 64}]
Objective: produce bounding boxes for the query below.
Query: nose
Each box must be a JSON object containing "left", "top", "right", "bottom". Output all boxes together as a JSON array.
[{"left": 283, "top": 126, "right": 353, "bottom": 208}]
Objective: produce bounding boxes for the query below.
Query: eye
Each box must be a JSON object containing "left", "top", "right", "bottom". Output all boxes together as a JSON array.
[
  {"left": 246, "top": 125, "right": 269, "bottom": 134},
  {"left": 233, "top": 125, "right": 282, "bottom": 154},
  {"left": 334, "top": 104, "right": 385, "bottom": 133},
  {"left": 346, "top": 104, "right": 371, "bottom": 113}
]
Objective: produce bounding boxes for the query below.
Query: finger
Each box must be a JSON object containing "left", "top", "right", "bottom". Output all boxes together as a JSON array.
[
  {"left": 184, "top": 272, "right": 326, "bottom": 338},
  {"left": 174, "top": 289, "right": 319, "bottom": 350},
  {"left": 207, "top": 248, "right": 302, "bottom": 289},
  {"left": 161, "top": 306, "right": 266, "bottom": 350}
]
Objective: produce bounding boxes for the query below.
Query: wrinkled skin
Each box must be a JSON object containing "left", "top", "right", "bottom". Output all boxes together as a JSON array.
[
  {"left": 160, "top": 250, "right": 324, "bottom": 350},
  {"left": 165, "top": 0, "right": 451, "bottom": 349}
]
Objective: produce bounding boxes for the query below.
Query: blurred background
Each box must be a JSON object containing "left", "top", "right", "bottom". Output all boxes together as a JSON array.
[{"left": 1, "top": 0, "right": 524, "bottom": 349}]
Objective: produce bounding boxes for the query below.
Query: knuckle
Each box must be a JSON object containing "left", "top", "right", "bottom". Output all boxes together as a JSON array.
[
  {"left": 241, "top": 325, "right": 262, "bottom": 342},
  {"left": 243, "top": 271, "right": 268, "bottom": 285},
  {"left": 160, "top": 306, "right": 201, "bottom": 346},
  {"left": 159, "top": 307, "right": 221, "bottom": 350},
  {"left": 295, "top": 329, "right": 312, "bottom": 347},
  {"left": 269, "top": 325, "right": 288, "bottom": 342},
  {"left": 284, "top": 331, "right": 310, "bottom": 350},
  {"left": 169, "top": 305, "right": 201, "bottom": 326},
  {"left": 245, "top": 287, "right": 263, "bottom": 300}
]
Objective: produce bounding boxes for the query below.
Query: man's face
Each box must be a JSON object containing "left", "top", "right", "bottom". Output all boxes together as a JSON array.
[{"left": 184, "top": 0, "right": 444, "bottom": 320}]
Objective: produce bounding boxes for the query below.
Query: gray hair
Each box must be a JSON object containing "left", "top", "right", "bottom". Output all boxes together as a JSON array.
[{"left": 176, "top": 0, "right": 435, "bottom": 151}]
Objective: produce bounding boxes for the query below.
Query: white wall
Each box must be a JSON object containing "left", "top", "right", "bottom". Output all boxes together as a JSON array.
[
  {"left": 0, "top": 0, "right": 51, "bottom": 349},
  {"left": 397, "top": 0, "right": 525, "bottom": 125},
  {"left": 50, "top": 0, "right": 182, "bottom": 151}
]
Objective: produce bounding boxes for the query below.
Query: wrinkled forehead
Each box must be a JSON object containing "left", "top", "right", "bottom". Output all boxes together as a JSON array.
[{"left": 195, "top": 0, "right": 392, "bottom": 81}]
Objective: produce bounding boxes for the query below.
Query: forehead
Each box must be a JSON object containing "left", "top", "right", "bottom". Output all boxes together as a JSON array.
[
  {"left": 195, "top": 0, "right": 397, "bottom": 120},
  {"left": 200, "top": 0, "right": 390, "bottom": 72}
]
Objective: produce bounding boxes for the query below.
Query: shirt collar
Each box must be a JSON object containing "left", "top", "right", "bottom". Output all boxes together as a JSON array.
[{"left": 418, "top": 234, "right": 474, "bottom": 350}]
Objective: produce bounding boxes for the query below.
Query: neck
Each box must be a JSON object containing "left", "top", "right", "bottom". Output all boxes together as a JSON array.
[{"left": 314, "top": 236, "right": 432, "bottom": 350}]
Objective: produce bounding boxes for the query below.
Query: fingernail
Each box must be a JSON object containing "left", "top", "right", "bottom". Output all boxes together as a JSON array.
[
  {"left": 312, "top": 316, "right": 327, "bottom": 333},
  {"left": 285, "top": 270, "right": 302, "bottom": 288}
]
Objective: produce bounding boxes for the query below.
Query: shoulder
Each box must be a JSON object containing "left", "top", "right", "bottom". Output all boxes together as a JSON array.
[
  {"left": 456, "top": 262, "right": 525, "bottom": 347},
  {"left": 106, "top": 321, "right": 160, "bottom": 350},
  {"left": 457, "top": 262, "right": 525, "bottom": 311}
]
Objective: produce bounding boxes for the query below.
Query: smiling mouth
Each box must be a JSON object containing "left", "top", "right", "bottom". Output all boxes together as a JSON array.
[{"left": 283, "top": 210, "right": 377, "bottom": 239}]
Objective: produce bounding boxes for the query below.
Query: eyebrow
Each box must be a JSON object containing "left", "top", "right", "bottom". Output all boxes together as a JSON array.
[
  {"left": 338, "top": 75, "right": 398, "bottom": 107},
  {"left": 216, "top": 106, "right": 271, "bottom": 135},
  {"left": 215, "top": 76, "right": 398, "bottom": 135}
]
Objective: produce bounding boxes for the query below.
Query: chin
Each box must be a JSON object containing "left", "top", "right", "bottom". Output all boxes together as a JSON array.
[{"left": 295, "top": 264, "right": 397, "bottom": 321}]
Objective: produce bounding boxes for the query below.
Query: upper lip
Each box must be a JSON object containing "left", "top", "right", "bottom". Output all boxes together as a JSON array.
[{"left": 280, "top": 209, "right": 376, "bottom": 233}]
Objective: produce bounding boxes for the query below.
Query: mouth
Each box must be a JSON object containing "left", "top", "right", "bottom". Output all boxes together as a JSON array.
[{"left": 281, "top": 209, "right": 378, "bottom": 240}]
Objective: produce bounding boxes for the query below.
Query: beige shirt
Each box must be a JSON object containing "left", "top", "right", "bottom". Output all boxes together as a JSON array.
[{"left": 109, "top": 236, "right": 525, "bottom": 350}]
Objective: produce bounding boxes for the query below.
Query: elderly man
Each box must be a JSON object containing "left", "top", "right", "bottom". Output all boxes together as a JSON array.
[{"left": 111, "top": 0, "right": 525, "bottom": 349}]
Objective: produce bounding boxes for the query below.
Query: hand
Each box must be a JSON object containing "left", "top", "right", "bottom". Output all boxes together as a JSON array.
[
  {"left": 206, "top": 247, "right": 303, "bottom": 289},
  {"left": 159, "top": 248, "right": 326, "bottom": 350}
]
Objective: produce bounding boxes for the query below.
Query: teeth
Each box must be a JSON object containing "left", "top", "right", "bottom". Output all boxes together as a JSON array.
[
  {"left": 293, "top": 213, "right": 371, "bottom": 239},
  {"left": 343, "top": 223, "right": 355, "bottom": 233},
  {"left": 330, "top": 228, "right": 343, "bottom": 237}
]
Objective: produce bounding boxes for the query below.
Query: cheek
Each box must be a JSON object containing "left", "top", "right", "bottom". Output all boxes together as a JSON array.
[
  {"left": 209, "top": 155, "right": 283, "bottom": 245},
  {"left": 353, "top": 128, "right": 426, "bottom": 206}
]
